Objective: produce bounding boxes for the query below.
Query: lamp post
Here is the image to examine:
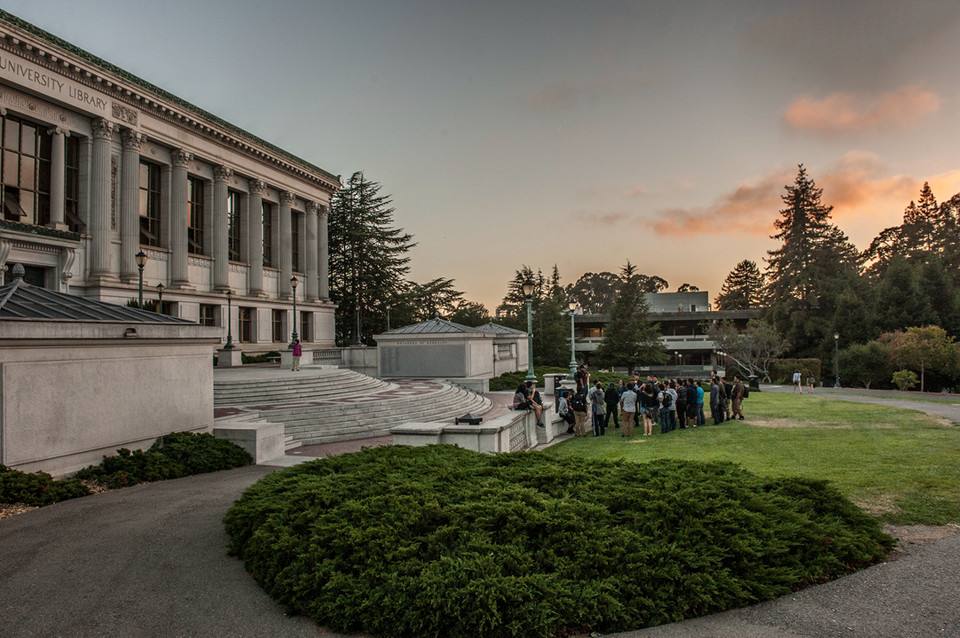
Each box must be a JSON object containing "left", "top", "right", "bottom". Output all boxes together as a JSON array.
[
  {"left": 290, "top": 276, "right": 299, "bottom": 347},
  {"left": 834, "top": 332, "right": 840, "bottom": 388},
  {"left": 523, "top": 278, "right": 535, "bottom": 381},
  {"left": 135, "top": 250, "right": 147, "bottom": 308},
  {"left": 678, "top": 352, "right": 683, "bottom": 368},
  {"left": 567, "top": 301, "right": 578, "bottom": 377},
  {"left": 156, "top": 282, "right": 165, "bottom": 313},
  {"left": 224, "top": 289, "right": 234, "bottom": 350},
  {"left": 386, "top": 305, "right": 392, "bottom": 331}
]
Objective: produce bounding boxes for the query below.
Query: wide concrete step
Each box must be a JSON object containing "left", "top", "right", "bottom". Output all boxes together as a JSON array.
[
  {"left": 214, "top": 377, "right": 391, "bottom": 405},
  {"left": 260, "top": 386, "right": 474, "bottom": 419}
]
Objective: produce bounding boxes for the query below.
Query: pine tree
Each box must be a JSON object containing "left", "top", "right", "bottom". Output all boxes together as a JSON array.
[
  {"left": 594, "top": 261, "right": 665, "bottom": 370},
  {"left": 901, "top": 183, "right": 941, "bottom": 257},
  {"left": 764, "top": 165, "right": 858, "bottom": 355},
  {"left": 328, "top": 171, "right": 415, "bottom": 345},
  {"left": 716, "top": 260, "right": 765, "bottom": 310}
]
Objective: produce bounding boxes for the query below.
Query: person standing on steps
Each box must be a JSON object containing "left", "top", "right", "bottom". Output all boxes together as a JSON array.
[{"left": 291, "top": 339, "right": 302, "bottom": 372}]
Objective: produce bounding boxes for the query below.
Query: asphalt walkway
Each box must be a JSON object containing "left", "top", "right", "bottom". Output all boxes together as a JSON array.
[{"left": 2, "top": 462, "right": 959, "bottom": 637}]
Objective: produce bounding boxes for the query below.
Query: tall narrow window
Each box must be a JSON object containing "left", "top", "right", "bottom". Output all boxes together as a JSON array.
[
  {"left": 64, "top": 136, "right": 82, "bottom": 232},
  {"left": 227, "top": 190, "right": 242, "bottom": 261},
  {"left": 0, "top": 115, "right": 51, "bottom": 226},
  {"left": 138, "top": 161, "right": 161, "bottom": 246},
  {"left": 239, "top": 307, "right": 253, "bottom": 343},
  {"left": 272, "top": 309, "right": 284, "bottom": 342},
  {"left": 187, "top": 176, "right": 205, "bottom": 254},
  {"left": 291, "top": 212, "right": 301, "bottom": 272},
  {"left": 262, "top": 201, "right": 273, "bottom": 267}
]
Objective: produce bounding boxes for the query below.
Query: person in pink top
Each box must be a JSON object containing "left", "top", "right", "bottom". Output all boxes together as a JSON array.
[{"left": 291, "top": 339, "right": 302, "bottom": 371}]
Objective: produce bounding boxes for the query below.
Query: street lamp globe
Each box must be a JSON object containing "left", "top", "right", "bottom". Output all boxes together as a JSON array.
[
  {"left": 135, "top": 250, "right": 148, "bottom": 269},
  {"left": 834, "top": 333, "right": 839, "bottom": 341},
  {"left": 568, "top": 300, "right": 577, "bottom": 313},
  {"left": 290, "top": 275, "right": 299, "bottom": 291},
  {"left": 521, "top": 279, "right": 535, "bottom": 299}
]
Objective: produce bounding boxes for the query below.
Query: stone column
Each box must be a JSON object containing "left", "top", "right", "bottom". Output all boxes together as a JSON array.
[
  {"left": 305, "top": 201, "right": 319, "bottom": 301},
  {"left": 318, "top": 204, "right": 330, "bottom": 299},
  {"left": 247, "top": 179, "right": 266, "bottom": 296},
  {"left": 47, "top": 128, "right": 68, "bottom": 230},
  {"left": 213, "top": 165, "right": 232, "bottom": 291},
  {"left": 119, "top": 130, "right": 144, "bottom": 282},
  {"left": 170, "top": 149, "right": 193, "bottom": 288},
  {"left": 278, "top": 190, "right": 295, "bottom": 298},
  {"left": 89, "top": 118, "right": 115, "bottom": 282}
]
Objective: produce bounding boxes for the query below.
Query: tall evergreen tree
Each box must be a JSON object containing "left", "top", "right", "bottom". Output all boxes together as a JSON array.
[
  {"left": 716, "top": 260, "right": 765, "bottom": 310},
  {"left": 594, "top": 261, "right": 665, "bottom": 370},
  {"left": 328, "top": 171, "right": 415, "bottom": 345},
  {"left": 764, "top": 165, "right": 858, "bottom": 355}
]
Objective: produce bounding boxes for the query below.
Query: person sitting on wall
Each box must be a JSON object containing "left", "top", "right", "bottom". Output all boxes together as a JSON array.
[{"left": 523, "top": 380, "right": 545, "bottom": 427}]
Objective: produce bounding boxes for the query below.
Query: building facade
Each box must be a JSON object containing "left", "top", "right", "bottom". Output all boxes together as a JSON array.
[
  {"left": 574, "top": 291, "right": 761, "bottom": 374},
  {"left": 0, "top": 11, "right": 338, "bottom": 350}
]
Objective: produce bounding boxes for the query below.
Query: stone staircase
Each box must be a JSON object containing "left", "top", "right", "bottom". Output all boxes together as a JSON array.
[{"left": 214, "top": 368, "right": 492, "bottom": 450}]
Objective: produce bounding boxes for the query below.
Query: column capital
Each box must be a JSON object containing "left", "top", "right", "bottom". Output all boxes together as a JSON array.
[
  {"left": 305, "top": 200, "right": 318, "bottom": 215},
  {"left": 91, "top": 118, "right": 114, "bottom": 141},
  {"left": 317, "top": 204, "right": 329, "bottom": 219},
  {"left": 214, "top": 165, "right": 233, "bottom": 182},
  {"left": 280, "top": 190, "right": 297, "bottom": 206},
  {"left": 171, "top": 148, "right": 193, "bottom": 168},
  {"left": 47, "top": 127, "right": 68, "bottom": 137},
  {"left": 121, "top": 130, "right": 145, "bottom": 151},
  {"left": 248, "top": 179, "right": 267, "bottom": 195}
]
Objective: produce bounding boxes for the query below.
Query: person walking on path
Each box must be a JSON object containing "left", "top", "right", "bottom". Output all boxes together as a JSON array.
[
  {"left": 604, "top": 382, "right": 621, "bottom": 431},
  {"left": 291, "top": 339, "right": 302, "bottom": 371},
  {"left": 620, "top": 383, "right": 638, "bottom": 437},
  {"left": 793, "top": 370, "right": 803, "bottom": 393},
  {"left": 732, "top": 376, "right": 746, "bottom": 420},
  {"left": 572, "top": 389, "right": 589, "bottom": 436},
  {"left": 590, "top": 382, "right": 607, "bottom": 436}
]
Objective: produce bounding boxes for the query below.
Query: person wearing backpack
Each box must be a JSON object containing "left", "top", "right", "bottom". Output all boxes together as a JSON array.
[
  {"left": 658, "top": 383, "right": 675, "bottom": 433},
  {"left": 732, "top": 376, "right": 746, "bottom": 420},
  {"left": 571, "top": 389, "right": 589, "bottom": 436}
]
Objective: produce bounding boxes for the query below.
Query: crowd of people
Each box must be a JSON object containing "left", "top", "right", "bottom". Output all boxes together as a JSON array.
[{"left": 513, "top": 364, "right": 749, "bottom": 438}]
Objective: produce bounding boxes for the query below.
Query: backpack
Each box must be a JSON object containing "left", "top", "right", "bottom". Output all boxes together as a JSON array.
[
  {"left": 571, "top": 393, "right": 587, "bottom": 412},
  {"left": 743, "top": 385, "right": 750, "bottom": 399},
  {"left": 661, "top": 391, "right": 673, "bottom": 409},
  {"left": 512, "top": 391, "right": 526, "bottom": 410}
]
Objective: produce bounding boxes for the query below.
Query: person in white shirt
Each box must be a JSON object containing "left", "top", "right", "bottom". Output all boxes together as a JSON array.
[
  {"left": 792, "top": 370, "right": 803, "bottom": 394},
  {"left": 619, "top": 383, "right": 638, "bottom": 437}
]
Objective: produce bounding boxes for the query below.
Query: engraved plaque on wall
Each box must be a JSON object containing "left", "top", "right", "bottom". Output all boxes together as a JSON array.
[{"left": 110, "top": 155, "right": 118, "bottom": 229}]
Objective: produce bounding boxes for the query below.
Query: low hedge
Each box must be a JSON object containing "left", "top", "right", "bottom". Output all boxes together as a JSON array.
[
  {"left": 225, "top": 446, "right": 892, "bottom": 638},
  {"left": 77, "top": 432, "right": 252, "bottom": 489},
  {"left": 0, "top": 464, "right": 90, "bottom": 506}
]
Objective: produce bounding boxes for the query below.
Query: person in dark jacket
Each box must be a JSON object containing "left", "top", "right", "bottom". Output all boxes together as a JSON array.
[
  {"left": 710, "top": 379, "right": 721, "bottom": 424},
  {"left": 676, "top": 379, "right": 687, "bottom": 428},
  {"left": 685, "top": 378, "right": 698, "bottom": 428},
  {"left": 603, "top": 382, "right": 621, "bottom": 430}
]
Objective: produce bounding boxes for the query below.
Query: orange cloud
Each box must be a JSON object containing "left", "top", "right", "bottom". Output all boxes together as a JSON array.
[
  {"left": 784, "top": 86, "right": 940, "bottom": 133},
  {"left": 654, "top": 153, "right": 960, "bottom": 242}
]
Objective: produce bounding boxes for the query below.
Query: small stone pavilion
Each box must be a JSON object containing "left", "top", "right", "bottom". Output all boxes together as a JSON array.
[
  {"left": 0, "top": 264, "right": 220, "bottom": 476},
  {"left": 375, "top": 318, "right": 527, "bottom": 386}
]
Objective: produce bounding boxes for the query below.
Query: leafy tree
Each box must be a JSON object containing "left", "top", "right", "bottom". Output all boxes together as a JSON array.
[
  {"left": 407, "top": 277, "right": 464, "bottom": 321},
  {"left": 892, "top": 369, "right": 919, "bottom": 391},
  {"left": 594, "top": 262, "right": 664, "bottom": 370},
  {"left": 565, "top": 271, "right": 621, "bottom": 314},
  {"left": 838, "top": 341, "right": 893, "bottom": 389},
  {"left": 497, "top": 265, "right": 569, "bottom": 366},
  {"left": 328, "top": 172, "right": 415, "bottom": 345},
  {"left": 677, "top": 283, "right": 700, "bottom": 292},
  {"left": 901, "top": 182, "right": 943, "bottom": 257},
  {"left": 707, "top": 319, "right": 786, "bottom": 382},
  {"left": 872, "top": 257, "right": 935, "bottom": 333},
  {"left": 883, "top": 326, "right": 959, "bottom": 392},
  {"left": 716, "top": 260, "right": 765, "bottom": 310}
]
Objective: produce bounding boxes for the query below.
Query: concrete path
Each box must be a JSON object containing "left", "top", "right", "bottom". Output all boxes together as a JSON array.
[
  {"left": 765, "top": 385, "right": 960, "bottom": 424},
  {"left": 2, "top": 464, "right": 959, "bottom": 637}
]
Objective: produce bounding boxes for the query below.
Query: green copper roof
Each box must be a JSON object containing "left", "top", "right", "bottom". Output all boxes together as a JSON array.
[{"left": 0, "top": 9, "right": 340, "bottom": 187}]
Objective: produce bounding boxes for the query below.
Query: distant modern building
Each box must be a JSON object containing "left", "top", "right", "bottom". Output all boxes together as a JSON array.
[
  {"left": 574, "top": 291, "right": 760, "bottom": 373},
  {"left": 0, "top": 10, "right": 337, "bottom": 351}
]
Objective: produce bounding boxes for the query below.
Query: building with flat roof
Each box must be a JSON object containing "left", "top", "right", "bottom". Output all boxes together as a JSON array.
[
  {"left": 574, "top": 290, "right": 761, "bottom": 374},
  {"left": 0, "top": 10, "right": 337, "bottom": 350}
]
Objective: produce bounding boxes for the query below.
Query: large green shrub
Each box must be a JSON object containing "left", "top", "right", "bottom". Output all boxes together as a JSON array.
[
  {"left": 77, "top": 432, "right": 252, "bottom": 488},
  {"left": 769, "top": 358, "right": 822, "bottom": 384},
  {"left": 0, "top": 464, "right": 90, "bottom": 506},
  {"left": 225, "top": 446, "right": 892, "bottom": 638}
]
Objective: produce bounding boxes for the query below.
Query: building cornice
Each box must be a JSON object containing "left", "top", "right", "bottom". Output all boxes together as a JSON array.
[{"left": 0, "top": 10, "right": 341, "bottom": 193}]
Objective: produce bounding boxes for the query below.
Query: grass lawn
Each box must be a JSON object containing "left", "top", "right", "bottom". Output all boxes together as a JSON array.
[{"left": 545, "top": 393, "right": 960, "bottom": 525}]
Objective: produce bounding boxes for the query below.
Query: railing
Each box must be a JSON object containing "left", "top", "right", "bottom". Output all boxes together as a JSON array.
[{"left": 312, "top": 349, "right": 343, "bottom": 366}]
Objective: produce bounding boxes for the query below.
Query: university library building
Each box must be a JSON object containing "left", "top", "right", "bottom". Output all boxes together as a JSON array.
[{"left": 0, "top": 11, "right": 338, "bottom": 349}]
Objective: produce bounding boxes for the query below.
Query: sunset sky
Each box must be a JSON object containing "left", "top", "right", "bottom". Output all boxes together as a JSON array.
[{"left": 9, "top": 0, "right": 960, "bottom": 309}]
